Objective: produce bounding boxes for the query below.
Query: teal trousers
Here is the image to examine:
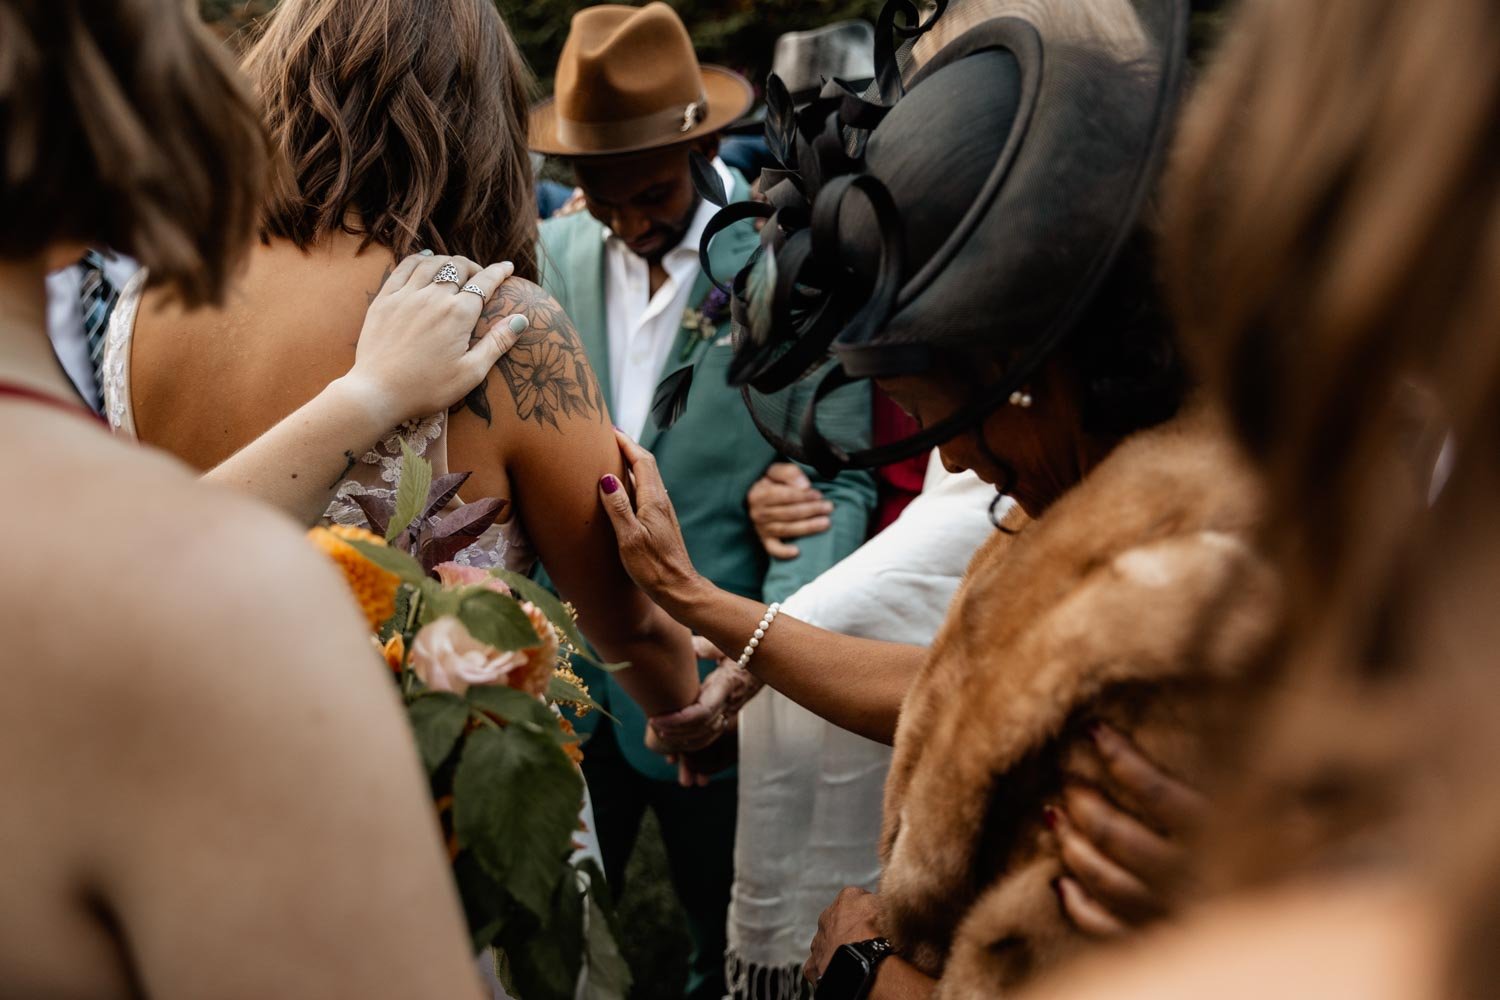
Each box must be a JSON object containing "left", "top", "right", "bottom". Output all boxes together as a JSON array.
[{"left": 582, "top": 722, "right": 738, "bottom": 1000}]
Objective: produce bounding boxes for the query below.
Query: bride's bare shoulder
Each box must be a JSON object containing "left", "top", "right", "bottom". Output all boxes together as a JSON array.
[{"left": 469, "top": 277, "right": 608, "bottom": 434}]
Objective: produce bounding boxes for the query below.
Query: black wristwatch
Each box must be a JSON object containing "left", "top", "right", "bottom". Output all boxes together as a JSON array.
[{"left": 815, "top": 937, "right": 894, "bottom": 1000}]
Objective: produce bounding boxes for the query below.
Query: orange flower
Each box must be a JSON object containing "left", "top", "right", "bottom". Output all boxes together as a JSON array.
[
  {"left": 510, "top": 602, "right": 560, "bottom": 697},
  {"left": 382, "top": 634, "right": 406, "bottom": 673},
  {"left": 309, "top": 524, "right": 401, "bottom": 631},
  {"left": 558, "top": 716, "right": 584, "bottom": 766}
]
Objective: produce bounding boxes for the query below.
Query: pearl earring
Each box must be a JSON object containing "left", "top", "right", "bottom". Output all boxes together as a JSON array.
[{"left": 1008, "top": 389, "right": 1034, "bottom": 409}]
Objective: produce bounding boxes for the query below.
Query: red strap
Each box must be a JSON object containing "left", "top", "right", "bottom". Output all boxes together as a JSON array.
[{"left": 0, "top": 381, "right": 107, "bottom": 426}]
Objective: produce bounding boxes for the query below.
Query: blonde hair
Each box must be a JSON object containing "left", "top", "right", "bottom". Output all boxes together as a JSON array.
[
  {"left": 0, "top": 0, "right": 266, "bottom": 305},
  {"left": 911, "top": 0, "right": 1154, "bottom": 70}
]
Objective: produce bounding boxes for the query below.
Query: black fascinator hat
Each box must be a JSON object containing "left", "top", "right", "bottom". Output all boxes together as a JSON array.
[{"left": 688, "top": 0, "right": 1190, "bottom": 474}]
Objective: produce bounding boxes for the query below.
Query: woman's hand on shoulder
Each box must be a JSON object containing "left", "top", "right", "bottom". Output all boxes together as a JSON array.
[
  {"left": 340, "top": 252, "right": 530, "bottom": 426},
  {"left": 1050, "top": 724, "right": 1211, "bottom": 936}
]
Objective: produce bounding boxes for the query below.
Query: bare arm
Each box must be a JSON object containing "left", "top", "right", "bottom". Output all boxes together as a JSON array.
[
  {"left": 599, "top": 431, "right": 924, "bottom": 744},
  {"left": 459, "top": 278, "right": 698, "bottom": 717},
  {"left": 80, "top": 490, "right": 485, "bottom": 998},
  {"left": 205, "top": 254, "right": 524, "bottom": 524}
]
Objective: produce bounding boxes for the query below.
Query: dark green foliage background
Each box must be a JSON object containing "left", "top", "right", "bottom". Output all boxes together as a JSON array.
[
  {"left": 497, "top": 0, "right": 883, "bottom": 92},
  {"left": 200, "top": 0, "right": 884, "bottom": 89},
  {"left": 200, "top": 1, "right": 1233, "bottom": 91}
]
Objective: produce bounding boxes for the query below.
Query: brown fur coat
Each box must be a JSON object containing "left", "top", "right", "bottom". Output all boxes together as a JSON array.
[{"left": 878, "top": 408, "right": 1279, "bottom": 997}]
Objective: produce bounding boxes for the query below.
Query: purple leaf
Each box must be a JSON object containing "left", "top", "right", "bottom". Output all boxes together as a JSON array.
[
  {"left": 432, "top": 496, "right": 508, "bottom": 541},
  {"left": 422, "top": 533, "right": 483, "bottom": 569},
  {"left": 420, "top": 497, "right": 509, "bottom": 570},
  {"left": 350, "top": 493, "right": 396, "bottom": 537},
  {"left": 421, "top": 471, "right": 472, "bottom": 523}
]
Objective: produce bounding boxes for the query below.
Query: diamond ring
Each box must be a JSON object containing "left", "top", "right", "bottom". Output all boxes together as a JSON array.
[
  {"left": 432, "top": 262, "right": 462, "bottom": 286},
  {"left": 459, "top": 283, "right": 487, "bottom": 298}
]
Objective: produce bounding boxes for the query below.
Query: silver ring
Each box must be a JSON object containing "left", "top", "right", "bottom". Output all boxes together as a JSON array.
[
  {"left": 432, "top": 262, "right": 462, "bottom": 286},
  {"left": 459, "top": 283, "right": 487, "bottom": 298}
]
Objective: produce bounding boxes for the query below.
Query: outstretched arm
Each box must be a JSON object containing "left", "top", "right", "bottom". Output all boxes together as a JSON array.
[
  {"left": 456, "top": 278, "right": 699, "bottom": 718},
  {"left": 205, "top": 254, "right": 527, "bottom": 524},
  {"left": 600, "top": 430, "right": 924, "bottom": 744}
]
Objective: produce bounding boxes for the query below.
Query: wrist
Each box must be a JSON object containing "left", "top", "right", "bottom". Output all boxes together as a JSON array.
[
  {"left": 656, "top": 569, "right": 713, "bottom": 620},
  {"left": 329, "top": 372, "right": 406, "bottom": 430},
  {"left": 816, "top": 938, "right": 893, "bottom": 1000}
]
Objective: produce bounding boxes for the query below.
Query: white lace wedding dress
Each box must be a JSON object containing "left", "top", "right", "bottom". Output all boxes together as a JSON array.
[{"left": 103, "top": 271, "right": 601, "bottom": 999}]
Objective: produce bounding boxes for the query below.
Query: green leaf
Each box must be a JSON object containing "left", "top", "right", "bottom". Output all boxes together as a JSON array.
[
  {"left": 485, "top": 570, "right": 629, "bottom": 673},
  {"left": 343, "top": 537, "right": 428, "bottom": 585},
  {"left": 452, "top": 851, "right": 511, "bottom": 954},
  {"left": 379, "top": 586, "right": 412, "bottom": 642},
  {"left": 416, "top": 578, "right": 462, "bottom": 623},
  {"left": 503, "top": 867, "right": 586, "bottom": 1000},
  {"left": 546, "top": 674, "right": 614, "bottom": 723},
  {"left": 457, "top": 589, "right": 540, "bottom": 652},
  {"left": 452, "top": 724, "right": 583, "bottom": 920},
  {"left": 465, "top": 686, "right": 576, "bottom": 745},
  {"left": 386, "top": 439, "right": 434, "bottom": 542},
  {"left": 407, "top": 693, "right": 469, "bottom": 774},
  {"left": 488, "top": 569, "right": 588, "bottom": 651},
  {"left": 580, "top": 866, "right": 632, "bottom": 1000}
]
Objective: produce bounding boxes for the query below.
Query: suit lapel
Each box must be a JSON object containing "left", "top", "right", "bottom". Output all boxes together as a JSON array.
[
  {"left": 563, "top": 229, "right": 613, "bottom": 414},
  {"left": 639, "top": 173, "right": 758, "bottom": 451}
]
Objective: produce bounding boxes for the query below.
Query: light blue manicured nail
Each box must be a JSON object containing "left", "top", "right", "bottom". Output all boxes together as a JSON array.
[
  {"left": 419, "top": 249, "right": 434, "bottom": 256},
  {"left": 507, "top": 315, "right": 529, "bottom": 334}
]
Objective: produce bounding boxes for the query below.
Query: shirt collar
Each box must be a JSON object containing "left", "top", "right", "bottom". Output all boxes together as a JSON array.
[{"left": 602, "top": 156, "right": 734, "bottom": 260}]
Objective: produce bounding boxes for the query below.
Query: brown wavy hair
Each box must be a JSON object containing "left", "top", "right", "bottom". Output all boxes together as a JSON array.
[
  {"left": 0, "top": 0, "right": 266, "bottom": 305},
  {"left": 243, "top": 0, "right": 538, "bottom": 280},
  {"left": 1165, "top": 0, "right": 1500, "bottom": 991}
]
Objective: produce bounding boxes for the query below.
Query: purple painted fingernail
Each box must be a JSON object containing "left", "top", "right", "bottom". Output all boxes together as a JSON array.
[{"left": 601, "top": 475, "right": 620, "bottom": 495}]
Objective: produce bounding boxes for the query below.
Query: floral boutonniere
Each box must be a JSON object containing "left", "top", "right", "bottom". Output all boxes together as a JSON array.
[{"left": 679, "top": 285, "right": 732, "bottom": 360}]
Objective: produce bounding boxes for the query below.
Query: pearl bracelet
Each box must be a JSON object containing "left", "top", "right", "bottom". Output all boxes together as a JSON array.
[{"left": 737, "top": 602, "right": 782, "bottom": 668}]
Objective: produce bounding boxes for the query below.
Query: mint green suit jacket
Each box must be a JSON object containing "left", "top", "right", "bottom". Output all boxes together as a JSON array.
[{"left": 537, "top": 171, "right": 877, "bottom": 782}]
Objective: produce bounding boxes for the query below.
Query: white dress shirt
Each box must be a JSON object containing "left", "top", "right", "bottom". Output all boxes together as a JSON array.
[
  {"left": 603, "top": 157, "right": 734, "bottom": 439},
  {"left": 45, "top": 253, "right": 139, "bottom": 411}
]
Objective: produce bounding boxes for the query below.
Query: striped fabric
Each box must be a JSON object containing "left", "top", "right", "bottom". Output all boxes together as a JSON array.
[{"left": 79, "top": 250, "right": 120, "bottom": 412}]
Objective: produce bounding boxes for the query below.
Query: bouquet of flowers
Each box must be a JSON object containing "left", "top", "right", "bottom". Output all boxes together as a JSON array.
[{"left": 309, "top": 443, "right": 629, "bottom": 1000}]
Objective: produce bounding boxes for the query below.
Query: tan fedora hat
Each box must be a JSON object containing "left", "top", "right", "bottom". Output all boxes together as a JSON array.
[{"left": 530, "top": 3, "right": 754, "bottom": 158}]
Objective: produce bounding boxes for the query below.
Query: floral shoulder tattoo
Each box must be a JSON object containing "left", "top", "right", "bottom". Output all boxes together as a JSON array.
[{"left": 469, "top": 279, "right": 606, "bottom": 430}]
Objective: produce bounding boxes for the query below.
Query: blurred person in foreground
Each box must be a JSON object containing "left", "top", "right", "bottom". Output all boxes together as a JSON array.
[
  {"left": 595, "top": 0, "right": 1290, "bottom": 996},
  {"left": 530, "top": 6, "right": 877, "bottom": 997},
  {"left": 0, "top": 0, "right": 488, "bottom": 994},
  {"left": 1015, "top": 0, "right": 1500, "bottom": 996}
]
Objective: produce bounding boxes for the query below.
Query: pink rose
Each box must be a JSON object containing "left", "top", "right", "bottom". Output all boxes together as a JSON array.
[
  {"left": 434, "top": 562, "right": 512, "bottom": 596},
  {"left": 408, "top": 616, "right": 528, "bottom": 695}
]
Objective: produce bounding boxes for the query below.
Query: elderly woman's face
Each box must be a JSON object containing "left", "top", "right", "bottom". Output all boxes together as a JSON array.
[{"left": 877, "top": 361, "right": 1089, "bottom": 516}]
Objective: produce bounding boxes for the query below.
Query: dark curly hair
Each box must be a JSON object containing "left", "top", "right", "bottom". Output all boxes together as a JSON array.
[{"left": 1062, "top": 223, "right": 1188, "bottom": 438}]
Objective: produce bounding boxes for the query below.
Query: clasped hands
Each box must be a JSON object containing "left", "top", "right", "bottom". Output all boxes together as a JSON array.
[{"left": 644, "top": 638, "right": 763, "bottom": 786}]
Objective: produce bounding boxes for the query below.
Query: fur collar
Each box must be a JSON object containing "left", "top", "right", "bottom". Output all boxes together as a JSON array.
[{"left": 878, "top": 407, "right": 1279, "bottom": 994}]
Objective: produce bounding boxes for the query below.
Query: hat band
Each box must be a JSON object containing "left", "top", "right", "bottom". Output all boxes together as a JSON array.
[{"left": 556, "top": 93, "right": 710, "bottom": 151}]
